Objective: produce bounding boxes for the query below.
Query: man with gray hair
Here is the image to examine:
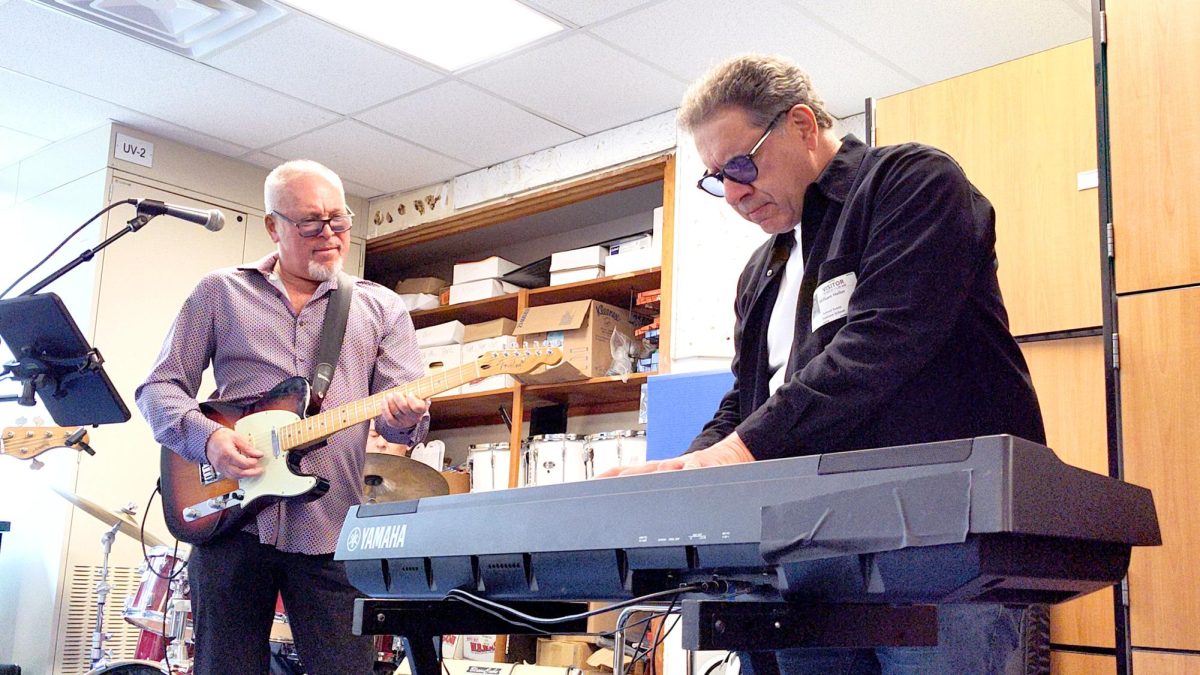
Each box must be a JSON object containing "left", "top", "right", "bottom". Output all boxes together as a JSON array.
[
  {"left": 138, "top": 159, "right": 430, "bottom": 673},
  {"left": 607, "top": 55, "right": 1047, "bottom": 672}
]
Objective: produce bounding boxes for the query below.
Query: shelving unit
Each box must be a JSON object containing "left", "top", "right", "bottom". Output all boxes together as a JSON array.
[{"left": 366, "top": 154, "right": 676, "bottom": 486}]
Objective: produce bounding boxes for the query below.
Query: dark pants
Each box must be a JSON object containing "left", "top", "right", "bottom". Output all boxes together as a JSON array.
[{"left": 190, "top": 531, "right": 374, "bottom": 675}]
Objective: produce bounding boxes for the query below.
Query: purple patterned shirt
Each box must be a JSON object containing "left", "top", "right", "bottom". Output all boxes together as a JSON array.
[{"left": 136, "top": 253, "right": 429, "bottom": 554}]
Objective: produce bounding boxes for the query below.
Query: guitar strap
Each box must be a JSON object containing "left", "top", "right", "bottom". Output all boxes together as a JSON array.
[{"left": 307, "top": 271, "right": 353, "bottom": 416}]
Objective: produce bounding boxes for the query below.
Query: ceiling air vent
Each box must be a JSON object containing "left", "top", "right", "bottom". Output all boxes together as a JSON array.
[{"left": 36, "top": 0, "right": 288, "bottom": 58}]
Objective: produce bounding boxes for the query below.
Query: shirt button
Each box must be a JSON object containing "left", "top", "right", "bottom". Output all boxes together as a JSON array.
[{"left": 766, "top": 269, "right": 775, "bottom": 277}]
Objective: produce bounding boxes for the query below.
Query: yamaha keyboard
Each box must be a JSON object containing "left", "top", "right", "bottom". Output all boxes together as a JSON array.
[{"left": 336, "top": 435, "right": 1160, "bottom": 606}]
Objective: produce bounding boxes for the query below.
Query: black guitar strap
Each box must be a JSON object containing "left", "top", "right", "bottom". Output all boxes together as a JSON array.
[{"left": 308, "top": 271, "right": 353, "bottom": 416}]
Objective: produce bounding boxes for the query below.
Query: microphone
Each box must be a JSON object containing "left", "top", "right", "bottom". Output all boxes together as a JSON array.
[{"left": 135, "top": 199, "right": 225, "bottom": 232}]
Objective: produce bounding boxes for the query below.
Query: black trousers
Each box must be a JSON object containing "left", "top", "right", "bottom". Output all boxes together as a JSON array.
[{"left": 189, "top": 531, "right": 374, "bottom": 675}]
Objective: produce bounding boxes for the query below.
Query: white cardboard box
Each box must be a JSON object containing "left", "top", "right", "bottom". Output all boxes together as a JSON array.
[
  {"left": 452, "top": 256, "right": 519, "bottom": 284},
  {"left": 449, "top": 278, "right": 521, "bottom": 304},
  {"left": 608, "top": 233, "right": 653, "bottom": 256},
  {"left": 398, "top": 292, "right": 441, "bottom": 312},
  {"left": 550, "top": 245, "right": 607, "bottom": 272},
  {"left": 550, "top": 266, "right": 605, "bottom": 286},
  {"left": 420, "top": 344, "right": 463, "bottom": 397},
  {"left": 415, "top": 320, "right": 464, "bottom": 347},
  {"left": 461, "top": 336, "right": 517, "bottom": 393},
  {"left": 604, "top": 245, "right": 658, "bottom": 276}
]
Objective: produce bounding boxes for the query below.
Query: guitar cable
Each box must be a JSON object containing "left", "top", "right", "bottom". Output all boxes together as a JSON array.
[{"left": 141, "top": 483, "right": 186, "bottom": 674}]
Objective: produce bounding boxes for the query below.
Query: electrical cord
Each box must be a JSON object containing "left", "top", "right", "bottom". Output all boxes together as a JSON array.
[
  {"left": 140, "top": 484, "right": 187, "bottom": 674},
  {"left": 444, "top": 584, "right": 705, "bottom": 626},
  {"left": 0, "top": 199, "right": 136, "bottom": 299}
]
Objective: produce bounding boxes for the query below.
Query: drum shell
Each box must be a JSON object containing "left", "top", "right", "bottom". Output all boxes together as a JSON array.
[
  {"left": 524, "top": 434, "right": 586, "bottom": 486},
  {"left": 585, "top": 430, "right": 647, "bottom": 477}
]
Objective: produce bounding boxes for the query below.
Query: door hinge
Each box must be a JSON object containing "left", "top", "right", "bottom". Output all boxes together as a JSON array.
[
  {"left": 1106, "top": 222, "right": 1115, "bottom": 259},
  {"left": 1099, "top": 10, "right": 1107, "bottom": 45},
  {"left": 1111, "top": 332, "right": 1120, "bottom": 370}
]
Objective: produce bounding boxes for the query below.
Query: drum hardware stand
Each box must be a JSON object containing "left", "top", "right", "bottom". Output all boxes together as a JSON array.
[
  {"left": 164, "top": 592, "right": 191, "bottom": 673},
  {"left": 90, "top": 518, "right": 125, "bottom": 670}
]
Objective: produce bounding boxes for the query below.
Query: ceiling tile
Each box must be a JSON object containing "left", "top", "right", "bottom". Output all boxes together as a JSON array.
[
  {"left": 241, "top": 151, "right": 287, "bottom": 172},
  {"left": 265, "top": 120, "right": 471, "bottom": 194},
  {"left": 204, "top": 15, "right": 443, "bottom": 115},
  {"left": 0, "top": 1, "right": 338, "bottom": 148},
  {"left": 0, "top": 67, "right": 249, "bottom": 157},
  {"left": 0, "top": 125, "right": 50, "bottom": 167},
  {"left": 463, "top": 33, "right": 686, "bottom": 135},
  {"left": 523, "top": 0, "right": 658, "bottom": 26},
  {"left": 340, "top": 179, "right": 381, "bottom": 200},
  {"left": 356, "top": 81, "right": 580, "bottom": 167},
  {"left": 800, "top": 0, "right": 1091, "bottom": 85},
  {"left": 589, "top": 0, "right": 918, "bottom": 118}
]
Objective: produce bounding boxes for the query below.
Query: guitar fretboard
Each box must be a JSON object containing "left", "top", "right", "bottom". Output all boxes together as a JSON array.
[{"left": 276, "top": 359, "right": 485, "bottom": 450}]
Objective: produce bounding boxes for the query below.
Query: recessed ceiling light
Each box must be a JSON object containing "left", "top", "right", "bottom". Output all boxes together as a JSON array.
[{"left": 280, "top": 0, "right": 564, "bottom": 71}]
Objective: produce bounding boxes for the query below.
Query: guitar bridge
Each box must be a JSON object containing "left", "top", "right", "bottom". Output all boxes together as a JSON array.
[{"left": 183, "top": 489, "right": 245, "bottom": 521}]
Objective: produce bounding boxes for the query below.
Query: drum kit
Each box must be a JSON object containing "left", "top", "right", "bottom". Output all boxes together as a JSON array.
[{"left": 49, "top": 452, "right": 448, "bottom": 675}]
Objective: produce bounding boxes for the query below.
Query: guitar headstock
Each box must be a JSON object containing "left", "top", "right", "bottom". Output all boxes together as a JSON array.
[
  {"left": 474, "top": 344, "right": 564, "bottom": 376},
  {"left": 1, "top": 426, "right": 87, "bottom": 460}
]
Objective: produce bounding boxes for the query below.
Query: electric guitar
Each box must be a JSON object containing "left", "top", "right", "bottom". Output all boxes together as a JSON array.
[
  {"left": 2, "top": 426, "right": 89, "bottom": 463},
  {"left": 159, "top": 345, "right": 562, "bottom": 545}
]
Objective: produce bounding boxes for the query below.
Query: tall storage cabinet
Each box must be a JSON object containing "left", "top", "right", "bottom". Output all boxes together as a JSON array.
[{"left": 1107, "top": 0, "right": 1200, "bottom": 668}]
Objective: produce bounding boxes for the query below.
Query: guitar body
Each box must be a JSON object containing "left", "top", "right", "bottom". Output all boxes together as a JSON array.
[{"left": 160, "top": 377, "right": 330, "bottom": 545}]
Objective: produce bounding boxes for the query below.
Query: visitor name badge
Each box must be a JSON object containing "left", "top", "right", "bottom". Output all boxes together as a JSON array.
[{"left": 811, "top": 272, "right": 857, "bottom": 331}]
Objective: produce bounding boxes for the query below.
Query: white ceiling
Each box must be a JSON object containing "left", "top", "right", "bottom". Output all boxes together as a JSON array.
[{"left": 0, "top": 0, "right": 1091, "bottom": 199}]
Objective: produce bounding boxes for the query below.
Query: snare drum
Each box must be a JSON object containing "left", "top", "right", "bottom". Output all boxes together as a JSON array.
[
  {"left": 124, "top": 546, "right": 190, "bottom": 638},
  {"left": 468, "top": 442, "right": 511, "bottom": 492},
  {"left": 524, "top": 434, "right": 586, "bottom": 485},
  {"left": 85, "top": 661, "right": 168, "bottom": 674},
  {"left": 585, "top": 430, "right": 647, "bottom": 478},
  {"left": 271, "top": 594, "right": 293, "bottom": 645}
]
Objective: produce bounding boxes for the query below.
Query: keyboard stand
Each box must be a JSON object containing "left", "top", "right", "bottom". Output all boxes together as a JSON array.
[{"left": 354, "top": 599, "right": 589, "bottom": 675}]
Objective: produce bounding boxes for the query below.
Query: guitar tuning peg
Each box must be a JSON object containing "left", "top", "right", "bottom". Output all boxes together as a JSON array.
[
  {"left": 30, "top": 458, "right": 44, "bottom": 471},
  {"left": 32, "top": 415, "right": 45, "bottom": 426},
  {"left": 15, "top": 416, "right": 27, "bottom": 426},
  {"left": 522, "top": 341, "right": 529, "bottom": 350}
]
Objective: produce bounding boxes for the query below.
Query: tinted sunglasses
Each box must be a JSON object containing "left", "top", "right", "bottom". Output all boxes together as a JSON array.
[{"left": 697, "top": 109, "right": 787, "bottom": 197}]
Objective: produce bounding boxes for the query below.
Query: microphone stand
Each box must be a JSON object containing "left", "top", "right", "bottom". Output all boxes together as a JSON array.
[{"left": 19, "top": 212, "right": 155, "bottom": 298}]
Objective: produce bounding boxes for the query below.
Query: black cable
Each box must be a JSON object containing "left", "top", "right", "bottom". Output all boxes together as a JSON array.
[
  {"left": 623, "top": 598, "right": 679, "bottom": 675},
  {"left": 140, "top": 483, "right": 186, "bottom": 673},
  {"left": 444, "top": 584, "right": 704, "bottom": 625},
  {"left": 442, "top": 593, "right": 556, "bottom": 635},
  {"left": 0, "top": 199, "right": 136, "bottom": 299}
]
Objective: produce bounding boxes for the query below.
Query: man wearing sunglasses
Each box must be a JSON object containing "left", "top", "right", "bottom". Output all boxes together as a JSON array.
[
  {"left": 606, "top": 55, "right": 1047, "bottom": 672},
  {"left": 137, "top": 160, "right": 430, "bottom": 673}
]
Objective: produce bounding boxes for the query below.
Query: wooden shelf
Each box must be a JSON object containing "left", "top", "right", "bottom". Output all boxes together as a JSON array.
[
  {"left": 527, "top": 268, "right": 661, "bottom": 310},
  {"left": 410, "top": 293, "right": 519, "bottom": 329},
  {"left": 427, "top": 387, "right": 517, "bottom": 430},
  {"left": 523, "top": 372, "right": 653, "bottom": 417}
]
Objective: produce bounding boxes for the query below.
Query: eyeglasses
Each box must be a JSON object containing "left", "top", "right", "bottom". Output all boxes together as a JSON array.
[
  {"left": 271, "top": 209, "right": 354, "bottom": 238},
  {"left": 696, "top": 110, "right": 787, "bottom": 198}
]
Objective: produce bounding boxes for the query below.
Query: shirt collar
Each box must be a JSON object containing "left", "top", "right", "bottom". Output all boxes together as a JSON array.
[
  {"left": 238, "top": 251, "right": 342, "bottom": 295},
  {"left": 809, "top": 134, "right": 868, "bottom": 205}
]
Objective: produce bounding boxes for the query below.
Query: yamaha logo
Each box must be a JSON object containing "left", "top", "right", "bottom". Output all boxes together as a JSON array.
[
  {"left": 347, "top": 527, "right": 362, "bottom": 552},
  {"left": 348, "top": 523, "right": 408, "bottom": 551}
]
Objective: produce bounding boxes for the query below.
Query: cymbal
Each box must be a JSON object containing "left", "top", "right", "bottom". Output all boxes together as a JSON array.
[
  {"left": 50, "top": 485, "right": 168, "bottom": 548},
  {"left": 363, "top": 452, "right": 449, "bottom": 504}
]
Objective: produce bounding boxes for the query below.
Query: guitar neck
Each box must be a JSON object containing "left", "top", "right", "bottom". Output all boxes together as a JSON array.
[{"left": 278, "top": 359, "right": 484, "bottom": 450}]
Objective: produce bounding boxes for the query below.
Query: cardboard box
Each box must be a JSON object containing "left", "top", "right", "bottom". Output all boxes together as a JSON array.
[
  {"left": 398, "top": 658, "right": 572, "bottom": 675},
  {"left": 398, "top": 292, "right": 441, "bottom": 312},
  {"left": 420, "top": 344, "right": 463, "bottom": 397},
  {"left": 550, "top": 266, "right": 605, "bottom": 286},
  {"left": 449, "top": 279, "right": 521, "bottom": 304},
  {"left": 513, "top": 300, "right": 636, "bottom": 384},
  {"left": 463, "top": 635, "right": 497, "bottom": 662},
  {"left": 462, "top": 317, "right": 518, "bottom": 343},
  {"left": 604, "top": 246, "right": 657, "bottom": 276},
  {"left": 607, "top": 233, "right": 653, "bottom": 256},
  {"left": 536, "top": 638, "right": 594, "bottom": 669},
  {"left": 550, "top": 245, "right": 607, "bottom": 272},
  {"left": 416, "top": 320, "right": 464, "bottom": 347},
  {"left": 394, "top": 276, "right": 448, "bottom": 295},
  {"left": 461, "top": 336, "right": 517, "bottom": 394},
  {"left": 453, "top": 256, "right": 520, "bottom": 284}
]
